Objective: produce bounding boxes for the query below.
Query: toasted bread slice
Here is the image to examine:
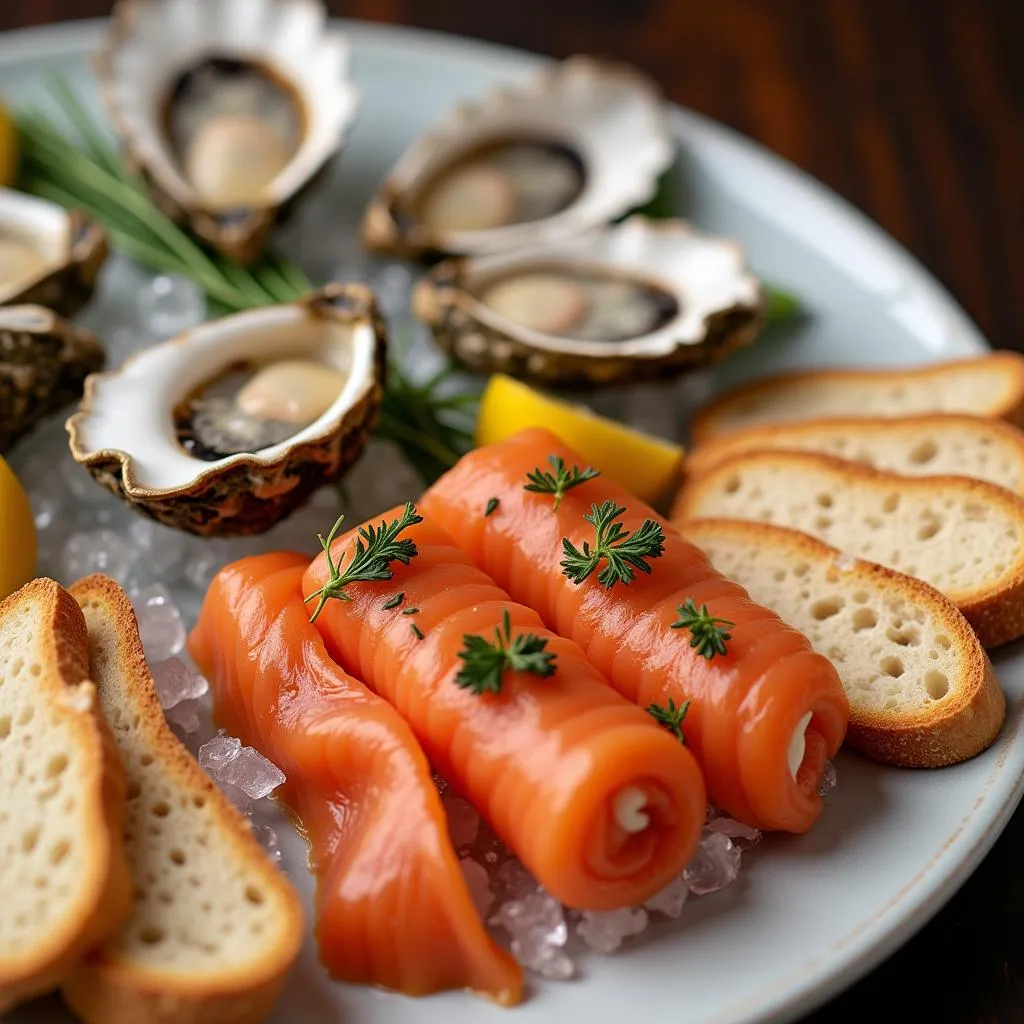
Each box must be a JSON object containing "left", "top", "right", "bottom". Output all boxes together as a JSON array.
[
  {"left": 673, "top": 451, "right": 1024, "bottom": 648},
  {"left": 63, "top": 575, "right": 304, "bottom": 1024},
  {"left": 681, "top": 518, "right": 1006, "bottom": 767},
  {"left": 0, "top": 579, "right": 131, "bottom": 1013},
  {"left": 690, "top": 353, "right": 1024, "bottom": 443},
  {"left": 682, "top": 413, "right": 1024, "bottom": 496}
]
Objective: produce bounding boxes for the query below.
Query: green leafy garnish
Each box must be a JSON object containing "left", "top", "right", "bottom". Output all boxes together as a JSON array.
[
  {"left": 671, "top": 598, "right": 734, "bottom": 660},
  {"left": 454, "top": 610, "right": 557, "bottom": 696},
  {"left": 402, "top": 607, "right": 420, "bottom": 616},
  {"left": 524, "top": 455, "right": 601, "bottom": 511},
  {"left": 484, "top": 497, "right": 500, "bottom": 517},
  {"left": 765, "top": 285, "right": 801, "bottom": 322},
  {"left": 560, "top": 501, "right": 665, "bottom": 589},
  {"left": 382, "top": 592, "right": 404, "bottom": 611},
  {"left": 304, "top": 503, "right": 423, "bottom": 623},
  {"left": 646, "top": 698, "right": 691, "bottom": 744},
  {"left": 411, "top": 622, "right": 425, "bottom": 640}
]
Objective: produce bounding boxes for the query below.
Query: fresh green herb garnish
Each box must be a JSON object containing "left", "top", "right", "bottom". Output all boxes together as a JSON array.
[
  {"left": 454, "top": 610, "right": 557, "bottom": 696},
  {"left": 304, "top": 503, "right": 423, "bottom": 623},
  {"left": 765, "top": 285, "right": 801, "bottom": 322},
  {"left": 560, "top": 501, "right": 665, "bottom": 589},
  {"left": 402, "top": 607, "right": 420, "bottom": 616},
  {"left": 524, "top": 455, "right": 601, "bottom": 511},
  {"left": 671, "top": 598, "right": 734, "bottom": 660},
  {"left": 646, "top": 698, "right": 691, "bottom": 744},
  {"left": 484, "top": 497, "right": 500, "bottom": 517},
  {"left": 382, "top": 592, "right": 404, "bottom": 611},
  {"left": 411, "top": 622, "right": 425, "bottom": 640}
]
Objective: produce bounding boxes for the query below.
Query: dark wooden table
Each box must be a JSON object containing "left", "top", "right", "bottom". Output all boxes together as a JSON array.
[{"left": 1, "top": 2, "right": 1022, "bottom": 1021}]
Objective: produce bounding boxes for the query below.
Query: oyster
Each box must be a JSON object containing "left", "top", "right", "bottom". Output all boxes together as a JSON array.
[
  {"left": 0, "top": 188, "right": 108, "bottom": 317},
  {"left": 67, "top": 284, "right": 385, "bottom": 537},
  {"left": 99, "top": 0, "right": 359, "bottom": 264},
  {"left": 413, "top": 217, "right": 765, "bottom": 387},
  {"left": 362, "top": 56, "right": 673, "bottom": 259},
  {"left": 0, "top": 306, "right": 105, "bottom": 452}
]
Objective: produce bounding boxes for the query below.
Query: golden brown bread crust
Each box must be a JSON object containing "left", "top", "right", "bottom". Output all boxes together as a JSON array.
[
  {"left": 689, "top": 352, "right": 1024, "bottom": 444},
  {"left": 678, "top": 518, "right": 1007, "bottom": 768},
  {"left": 674, "top": 449, "right": 1024, "bottom": 649},
  {"left": 62, "top": 574, "right": 305, "bottom": 1024},
  {"left": 0, "top": 578, "right": 132, "bottom": 1014}
]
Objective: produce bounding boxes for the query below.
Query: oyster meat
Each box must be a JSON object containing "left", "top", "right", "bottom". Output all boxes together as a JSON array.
[
  {"left": 0, "top": 187, "right": 108, "bottom": 317},
  {"left": 413, "top": 216, "right": 765, "bottom": 387},
  {"left": 100, "top": 0, "right": 359, "bottom": 263},
  {"left": 362, "top": 56, "right": 673, "bottom": 259},
  {"left": 67, "top": 284, "right": 386, "bottom": 537},
  {"left": 0, "top": 306, "right": 105, "bottom": 453}
]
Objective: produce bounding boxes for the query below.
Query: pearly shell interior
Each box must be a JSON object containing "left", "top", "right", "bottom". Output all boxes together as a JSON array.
[{"left": 0, "top": 232, "right": 52, "bottom": 296}]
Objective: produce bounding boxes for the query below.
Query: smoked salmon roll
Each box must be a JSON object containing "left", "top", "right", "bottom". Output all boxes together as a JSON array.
[
  {"left": 420, "top": 427, "right": 850, "bottom": 834},
  {"left": 189, "top": 551, "right": 523, "bottom": 1005},
  {"left": 301, "top": 512, "right": 706, "bottom": 912}
]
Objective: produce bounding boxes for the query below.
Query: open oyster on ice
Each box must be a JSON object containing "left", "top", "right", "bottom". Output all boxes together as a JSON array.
[
  {"left": 67, "top": 284, "right": 385, "bottom": 537},
  {"left": 362, "top": 56, "right": 674, "bottom": 260},
  {"left": 99, "top": 0, "right": 359, "bottom": 263},
  {"left": 413, "top": 217, "right": 765, "bottom": 387},
  {"left": 1, "top": 306, "right": 105, "bottom": 453},
  {"left": 0, "top": 188, "right": 108, "bottom": 317}
]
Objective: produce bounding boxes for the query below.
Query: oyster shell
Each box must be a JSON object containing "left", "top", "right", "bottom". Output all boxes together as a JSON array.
[
  {"left": 413, "top": 216, "right": 765, "bottom": 387},
  {"left": 362, "top": 56, "right": 673, "bottom": 259},
  {"left": 0, "top": 306, "right": 105, "bottom": 453},
  {"left": 0, "top": 188, "right": 108, "bottom": 317},
  {"left": 67, "top": 284, "right": 385, "bottom": 537},
  {"left": 99, "top": 0, "right": 359, "bottom": 264}
]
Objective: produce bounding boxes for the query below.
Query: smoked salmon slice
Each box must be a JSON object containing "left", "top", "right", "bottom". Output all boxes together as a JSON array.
[
  {"left": 420, "top": 427, "right": 850, "bottom": 834},
  {"left": 301, "top": 513, "right": 706, "bottom": 912},
  {"left": 188, "top": 551, "right": 523, "bottom": 1005}
]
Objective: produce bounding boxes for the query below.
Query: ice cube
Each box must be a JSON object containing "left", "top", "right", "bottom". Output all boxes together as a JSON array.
[
  {"left": 490, "top": 891, "right": 572, "bottom": 978},
  {"left": 220, "top": 746, "right": 286, "bottom": 800},
  {"left": 183, "top": 544, "right": 226, "bottom": 591},
  {"left": 151, "top": 658, "right": 208, "bottom": 709},
  {"left": 684, "top": 832, "right": 742, "bottom": 895},
  {"left": 459, "top": 856, "right": 492, "bottom": 916},
  {"left": 704, "top": 816, "right": 761, "bottom": 845},
  {"left": 219, "top": 780, "right": 254, "bottom": 816},
  {"left": 129, "top": 519, "right": 188, "bottom": 579},
  {"left": 61, "top": 529, "right": 136, "bottom": 583},
  {"left": 133, "top": 584, "right": 186, "bottom": 661},
  {"left": 576, "top": 907, "right": 649, "bottom": 954},
  {"left": 443, "top": 794, "right": 480, "bottom": 848},
  {"left": 140, "top": 274, "right": 206, "bottom": 338},
  {"left": 819, "top": 760, "right": 838, "bottom": 797},
  {"left": 60, "top": 457, "right": 109, "bottom": 506},
  {"left": 251, "top": 823, "right": 282, "bottom": 863},
  {"left": 494, "top": 857, "right": 539, "bottom": 900},
  {"left": 644, "top": 875, "right": 690, "bottom": 919},
  {"left": 165, "top": 702, "right": 201, "bottom": 735},
  {"left": 199, "top": 733, "right": 242, "bottom": 777}
]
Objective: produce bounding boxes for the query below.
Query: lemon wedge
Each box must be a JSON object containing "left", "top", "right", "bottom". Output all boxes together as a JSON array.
[
  {"left": 0, "top": 455, "right": 36, "bottom": 600},
  {"left": 475, "top": 374, "right": 683, "bottom": 505},
  {"left": 0, "top": 99, "right": 19, "bottom": 188}
]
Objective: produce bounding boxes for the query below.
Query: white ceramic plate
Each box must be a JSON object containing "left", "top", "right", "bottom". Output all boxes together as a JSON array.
[{"left": 2, "top": 18, "right": 1022, "bottom": 1024}]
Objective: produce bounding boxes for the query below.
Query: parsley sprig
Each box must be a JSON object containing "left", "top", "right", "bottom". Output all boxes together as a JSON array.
[
  {"left": 454, "top": 610, "right": 557, "bottom": 695},
  {"left": 560, "top": 501, "right": 665, "bottom": 588},
  {"left": 305, "top": 503, "right": 423, "bottom": 623},
  {"left": 671, "top": 598, "right": 734, "bottom": 660},
  {"left": 646, "top": 698, "right": 691, "bottom": 744},
  {"left": 524, "top": 455, "right": 601, "bottom": 511}
]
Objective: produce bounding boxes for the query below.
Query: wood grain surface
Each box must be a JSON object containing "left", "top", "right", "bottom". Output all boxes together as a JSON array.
[{"left": 1, "top": 2, "right": 1022, "bottom": 1022}]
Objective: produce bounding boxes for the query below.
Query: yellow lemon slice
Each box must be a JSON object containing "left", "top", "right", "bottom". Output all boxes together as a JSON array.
[
  {"left": 0, "top": 99, "right": 19, "bottom": 188},
  {"left": 475, "top": 374, "right": 684, "bottom": 505},
  {"left": 0, "top": 455, "right": 36, "bottom": 601}
]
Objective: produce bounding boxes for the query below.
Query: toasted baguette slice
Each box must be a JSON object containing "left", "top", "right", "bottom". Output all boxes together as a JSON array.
[
  {"left": 0, "top": 579, "right": 131, "bottom": 1014},
  {"left": 682, "top": 414, "right": 1024, "bottom": 496},
  {"left": 673, "top": 450, "right": 1024, "bottom": 648},
  {"left": 681, "top": 518, "right": 1006, "bottom": 767},
  {"left": 690, "top": 353, "right": 1024, "bottom": 443},
  {"left": 62, "top": 575, "right": 304, "bottom": 1024}
]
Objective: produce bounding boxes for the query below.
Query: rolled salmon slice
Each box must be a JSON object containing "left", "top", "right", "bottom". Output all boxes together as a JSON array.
[
  {"left": 188, "top": 551, "right": 523, "bottom": 1005},
  {"left": 420, "top": 427, "right": 850, "bottom": 834},
  {"left": 302, "top": 516, "right": 706, "bottom": 912}
]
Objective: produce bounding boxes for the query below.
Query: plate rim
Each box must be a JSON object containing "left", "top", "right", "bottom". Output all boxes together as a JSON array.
[{"left": 2, "top": 16, "right": 1016, "bottom": 1024}]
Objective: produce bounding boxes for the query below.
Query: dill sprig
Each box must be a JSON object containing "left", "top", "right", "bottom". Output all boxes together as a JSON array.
[
  {"left": 560, "top": 501, "right": 665, "bottom": 589},
  {"left": 305, "top": 503, "right": 422, "bottom": 623},
  {"left": 454, "top": 610, "right": 557, "bottom": 696},
  {"left": 670, "top": 598, "right": 734, "bottom": 660},
  {"left": 15, "top": 76, "right": 475, "bottom": 483},
  {"left": 524, "top": 455, "right": 601, "bottom": 511},
  {"left": 646, "top": 698, "right": 691, "bottom": 744},
  {"left": 484, "top": 497, "right": 500, "bottom": 517},
  {"left": 382, "top": 592, "right": 404, "bottom": 610}
]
